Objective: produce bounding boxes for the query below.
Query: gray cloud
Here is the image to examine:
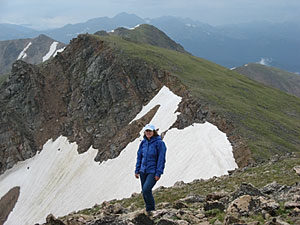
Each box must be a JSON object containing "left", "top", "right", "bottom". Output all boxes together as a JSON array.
[{"left": 1, "top": 0, "right": 299, "bottom": 29}]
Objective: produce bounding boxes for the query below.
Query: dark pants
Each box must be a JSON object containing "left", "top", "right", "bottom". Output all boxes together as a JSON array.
[{"left": 140, "top": 173, "right": 157, "bottom": 211}]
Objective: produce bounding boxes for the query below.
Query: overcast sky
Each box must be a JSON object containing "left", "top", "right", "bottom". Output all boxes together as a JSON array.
[{"left": 1, "top": 0, "right": 300, "bottom": 29}]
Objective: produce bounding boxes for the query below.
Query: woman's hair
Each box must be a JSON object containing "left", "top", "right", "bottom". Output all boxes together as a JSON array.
[{"left": 143, "top": 129, "right": 159, "bottom": 138}]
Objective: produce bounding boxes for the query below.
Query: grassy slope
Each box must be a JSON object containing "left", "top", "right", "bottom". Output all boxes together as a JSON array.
[
  {"left": 91, "top": 35, "right": 300, "bottom": 162},
  {"left": 234, "top": 63, "right": 300, "bottom": 98}
]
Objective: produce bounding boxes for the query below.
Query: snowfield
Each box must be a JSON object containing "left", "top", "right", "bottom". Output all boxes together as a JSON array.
[
  {"left": 42, "top": 42, "right": 59, "bottom": 62},
  {"left": 17, "top": 42, "right": 32, "bottom": 60},
  {"left": 0, "top": 86, "right": 237, "bottom": 225}
]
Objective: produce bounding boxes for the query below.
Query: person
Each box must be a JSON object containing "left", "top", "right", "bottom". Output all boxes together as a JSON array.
[{"left": 135, "top": 124, "right": 167, "bottom": 215}]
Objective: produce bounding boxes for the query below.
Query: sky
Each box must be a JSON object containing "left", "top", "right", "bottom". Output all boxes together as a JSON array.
[{"left": 0, "top": 0, "right": 300, "bottom": 30}]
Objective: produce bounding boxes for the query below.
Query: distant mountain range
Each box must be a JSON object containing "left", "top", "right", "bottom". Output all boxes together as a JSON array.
[
  {"left": 233, "top": 63, "right": 300, "bottom": 98},
  {"left": 0, "top": 34, "right": 66, "bottom": 75},
  {"left": 0, "top": 12, "right": 299, "bottom": 73}
]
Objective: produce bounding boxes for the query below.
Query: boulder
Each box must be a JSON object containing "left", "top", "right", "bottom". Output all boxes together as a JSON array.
[
  {"left": 179, "top": 195, "right": 205, "bottom": 203},
  {"left": 261, "top": 182, "right": 284, "bottom": 194},
  {"left": 204, "top": 200, "right": 226, "bottom": 211},
  {"left": 293, "top": 166, "right": 300, "bottom": 176},
  {"left": 45, "top": 214, "right": 65, "bottom": 225},
  {"left": 230, "top": 183, "right": 264, "bottom": 201},
  {"left": 226, "top": 195, "right": 260, "bottom": 216},
  {"left": 223, "top": 215, "right": 245, "bottom": 225},
  {"left": 206, "top": 191, "right": 228, "bottom": 201},
  {"left": 157, "top": 218, "right": 178, "bottom": 225},
  {"left": 132, "top": 212, "right": 154, "bottom": 225},
  {"left": 284, "top": 201, "right": 300, "bottom": 209}
]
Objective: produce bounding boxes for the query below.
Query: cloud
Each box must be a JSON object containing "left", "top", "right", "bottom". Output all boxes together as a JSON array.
[{"left": 258, "top": 58, "right": 272, "bottom": 66}]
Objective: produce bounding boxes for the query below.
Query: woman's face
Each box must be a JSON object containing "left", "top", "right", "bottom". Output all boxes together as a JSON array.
[{"left": 145, "top": 129, "right": 154, "bottom": 139}]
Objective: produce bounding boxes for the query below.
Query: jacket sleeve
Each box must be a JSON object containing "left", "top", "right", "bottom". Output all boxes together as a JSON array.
[
  {"left": 155, "top": 140, "right": 167, "bottom": 177},
  {"left": 135, "top": 141, "right": 143, "bottom": 174}
]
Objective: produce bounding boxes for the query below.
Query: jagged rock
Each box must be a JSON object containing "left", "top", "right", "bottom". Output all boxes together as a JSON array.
[
  {"left": 223, "top": 215, "right": 245, "bottom": 225},
  {"left": 258, "top": 196, "right": 279, "bottom": 216},
  {"left": 132, "top": 213, "right": 154, "bottom": 225},
  {"left": 176, "top": 221, "right": 189, "bottom": 225},
  {"left": 45, "top": 214, "right": 65, "bottom": 225},
  {"left": 293, "top": 195, "right": 300, "bottom": 202},
  {"left": 89, "top": 215, "right": 129, "bottom": 225},
  {"left": 213, "top": 219, "right": 222, "bottom": 225},
  {"left": 157, "top": 202, "right": 171, "bottom": 209},
  {"left": 172, "top": 201, "right": 188, "bottom": 209},
  {"left": 230, "top": 183, "right": 264, "bottom": 201},
  {"left": 261, "top": 181, "right": 284, "bottom": 194},
  {"left": 204, "top": 200, "right": 225, "bottom": 211},
  {"left": 102, "top": 202, "right": 125, "bottom": 214},
  {"left": 175, "top": 210, "right": 203, "bottom": 224},
  {"left": 206, "top": 191, "right": 228, "bottom": 201},
  {"left": 293, "top": 166, "right": 300, "bottom": 176},
  {"left": 179, "top": 195, "right": 205, "bottom": 203},
  {"left": 290, "top": 207, "right": 300, "bottom": 217},
  {"left": 226, "top": 195, "right": 260, "bottom": 216},
  {"left": 284, "top": 201, "right": 300, "bottom": 209},
  {"left": 173, "top": 181, "right": 185, "bottom": 188},
  {"left": 266, "top": 218, "right": 290, "bottom": 225},
  {"left": 156, "top": 219, "right": 178, "bottom": 225}
]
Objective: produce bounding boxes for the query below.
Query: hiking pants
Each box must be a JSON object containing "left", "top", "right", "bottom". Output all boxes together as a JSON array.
[{"left": 140, "top": 173, "right": 157, "bottom": 211}]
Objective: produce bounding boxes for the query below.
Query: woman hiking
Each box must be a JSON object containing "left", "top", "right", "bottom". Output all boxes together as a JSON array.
[{"left": 135, "top": 124, "right": 167, "bottom": 216}]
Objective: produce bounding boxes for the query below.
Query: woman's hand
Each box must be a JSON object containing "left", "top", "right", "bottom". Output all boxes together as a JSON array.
[
  {"left": 155, "top": 176, "right": 160, "bottom": 181},
  {"left": 135, "top": 174, "right": 139, "bottom": 179}
]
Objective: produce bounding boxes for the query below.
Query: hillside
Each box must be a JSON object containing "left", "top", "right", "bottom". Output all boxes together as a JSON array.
[
  {"left": 0, "top": 34, "right": 66, "bottom": 75},
  {"left": 93, "top": 33, "right": 300, "bottom": 161},
  {"left": 99, "top": 24, "right": 186, "bottom": 53},
  {"left": 1, "top": 25, "right": 300, "bottom": 224},
  {"left": 233, "top": 63, "right": 300, "bottom": 98}
]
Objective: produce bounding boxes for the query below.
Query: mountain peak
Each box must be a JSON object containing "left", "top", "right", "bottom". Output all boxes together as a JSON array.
[{"left": 96, "top": 24, "right": 186, "bottom": 53}]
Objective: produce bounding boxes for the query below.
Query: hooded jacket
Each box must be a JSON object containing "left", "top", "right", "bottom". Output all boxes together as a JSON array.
[{"left": 135, "top": 135, "right": 167, "bottom": 177}]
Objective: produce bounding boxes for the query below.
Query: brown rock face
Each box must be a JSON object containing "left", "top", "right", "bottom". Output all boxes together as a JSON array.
[
  {"left": 0, "top": 186, "right": 20, "bottom": 225},
  {"left": 0, "top": 35, "right": 169, "bottom": 174}
]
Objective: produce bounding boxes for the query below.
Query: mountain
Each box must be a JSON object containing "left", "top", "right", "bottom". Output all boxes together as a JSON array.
[
  {"left": 1, "top": 13, "right": 299, "bottom": 73},
  {"left": 0, "top": 34, "right": 66, "bottom": 75},
  {"left": 149, "top": 17, "right": 300, "bottom": 73},
  {"left": 233, "top": 63, "right": 300, "bottom": 98},
  {"left": 0, "top": 25, "right": 300, "bottom": 224},
  {"left": 96, "top": 24, "right": 186, "bottom": 53},
  {"left": 0, "top": 23, "right": 36, "bottom": 40}
]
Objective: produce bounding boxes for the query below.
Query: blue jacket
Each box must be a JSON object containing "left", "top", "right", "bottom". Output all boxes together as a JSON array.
[{"left": 135, "top": 135, "right": 167, "bottom": 177}]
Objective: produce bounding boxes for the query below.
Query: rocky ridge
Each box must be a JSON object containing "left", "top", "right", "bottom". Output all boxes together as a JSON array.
[
  {"left": 0, "top": 32, "right": 251, "bottom": 174},
  {"left": 40, "top": 154, "right": 300, "bottom": 225}
]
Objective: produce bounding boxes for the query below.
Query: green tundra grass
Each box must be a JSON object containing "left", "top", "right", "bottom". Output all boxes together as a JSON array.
[{"left": 90, "top": 34, "right": 300, "bottom": 162}]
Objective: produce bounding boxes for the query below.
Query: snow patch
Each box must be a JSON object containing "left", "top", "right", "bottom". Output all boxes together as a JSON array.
[
  {"left": 42, "top": 42, "right": 59, "bottom": 62},
  {"left": 17, "top": 42, "right": 32, "bottom": 60},
  {"left": 130, "top": 86, "right": 181, "bottom": 133},
  {"left": 0, "top": 86, "right": 237, "bottom": 225},
  {"left": 230, "top": 67, "right": 237, "bottom": 70},
  {"left": 128, "top": 24, "right": 141, "bottom": 30},
  {"left": 53, "top": 47, "right": 66, "bottom": 57}
]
